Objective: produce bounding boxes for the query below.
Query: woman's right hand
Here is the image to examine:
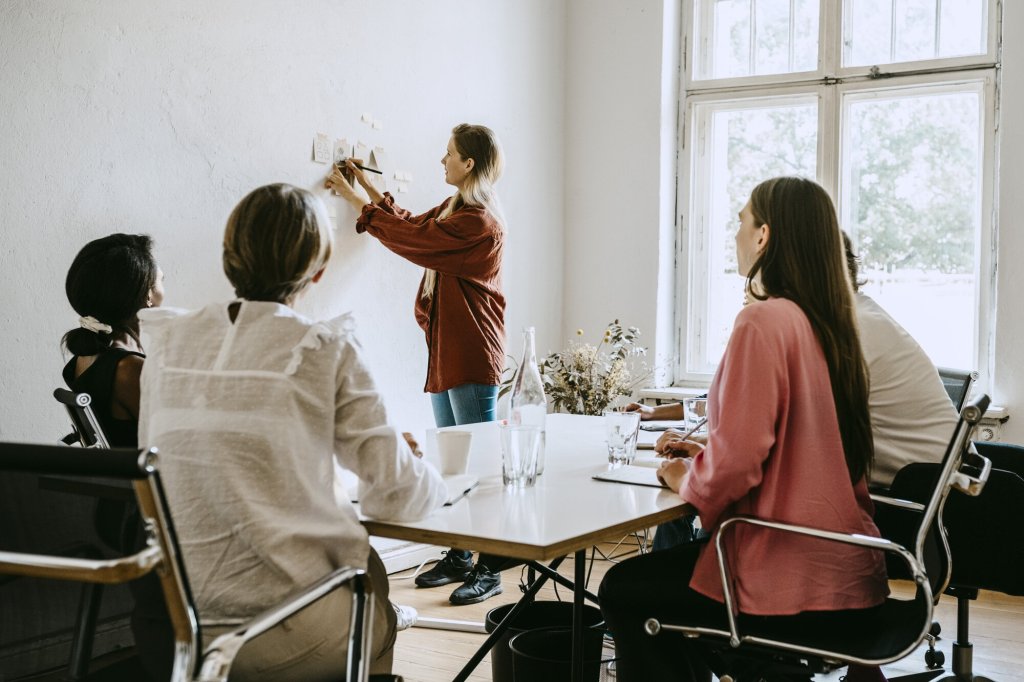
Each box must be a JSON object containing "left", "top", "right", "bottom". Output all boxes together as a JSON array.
[
  {"left": 344, "top": 159, "right": 374, "bottom": 192},
  {"left": 343, "top": 160, "right": 385, "bottom": 204},
  {"left": 655, "top": 430, "right": 706, "bottom": 457}
]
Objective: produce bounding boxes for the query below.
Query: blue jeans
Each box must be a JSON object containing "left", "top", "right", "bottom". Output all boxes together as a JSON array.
[
  {"left": 430, "top": 383, "right": 499, "bottom": 427},
  {"left": 430, "top": 383, "right": 502, "bottom": 570}
]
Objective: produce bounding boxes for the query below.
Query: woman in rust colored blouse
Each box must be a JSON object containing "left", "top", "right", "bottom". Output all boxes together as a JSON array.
[{"left": 326, "top": 123, "right": 509, "bottom": 605}]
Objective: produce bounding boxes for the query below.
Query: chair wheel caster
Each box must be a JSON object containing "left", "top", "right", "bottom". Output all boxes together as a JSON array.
[
  {"left": 929, "top": 621, "right": 942, "bottom": 639},
  {"left": 925, "top": 647, "right": 945, "bottom": 669}
]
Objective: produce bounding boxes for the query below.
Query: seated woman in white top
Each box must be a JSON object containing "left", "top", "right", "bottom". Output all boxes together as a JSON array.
[{"left": 138, "top": 183, "right": 447, "bottom": 681}]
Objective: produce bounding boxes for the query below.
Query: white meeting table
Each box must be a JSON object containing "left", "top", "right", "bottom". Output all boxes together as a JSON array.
[{"left": 361, "top": 414, "right": 689, "bottom": 682}]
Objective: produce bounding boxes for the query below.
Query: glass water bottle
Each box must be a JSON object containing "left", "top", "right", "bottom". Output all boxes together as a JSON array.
[{"left": 510, "top": 327, "right": 548, "bottom": 474}]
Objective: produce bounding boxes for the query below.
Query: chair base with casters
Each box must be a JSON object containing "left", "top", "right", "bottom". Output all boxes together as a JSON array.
[
  {"left": 642, "top": 395, "right": 991, "bottom": 681},
  {"left": 0, "top": 442, "right": 394, "bottom": 682}
]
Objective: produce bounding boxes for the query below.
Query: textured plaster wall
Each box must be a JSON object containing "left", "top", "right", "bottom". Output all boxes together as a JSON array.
[{"left": 0, "top": 0, "right": 566, "bottom": 441}]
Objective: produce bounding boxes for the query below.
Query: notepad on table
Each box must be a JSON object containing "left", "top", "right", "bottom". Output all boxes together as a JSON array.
[{"left": 592, "top": 465, "right": 668, "bottom": 489}]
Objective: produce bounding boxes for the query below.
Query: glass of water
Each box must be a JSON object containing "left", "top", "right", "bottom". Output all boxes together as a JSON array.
[
  {"left": 604, "top": 410, "right": 641, "bottom": 467},
  {"left": 500, "top": 424, "right": 542, "bottom": 488}
]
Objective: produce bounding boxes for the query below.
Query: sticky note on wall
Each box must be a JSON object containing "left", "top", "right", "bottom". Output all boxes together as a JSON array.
[{"left": 313, "top": 133, "right": 331, "bottom": 164}]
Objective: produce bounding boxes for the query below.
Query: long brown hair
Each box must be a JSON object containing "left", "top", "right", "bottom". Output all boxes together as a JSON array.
[{"left": 746, "top": 177, "right": 873, "bottom": 484}]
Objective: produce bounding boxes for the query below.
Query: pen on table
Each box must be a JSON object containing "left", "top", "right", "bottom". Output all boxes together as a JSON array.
[
  {"left": 446, "top": 486, "right": 474, "bottom": 506},
  {"left": 339, "top": 160, "right": 383, "bottom": 175}
]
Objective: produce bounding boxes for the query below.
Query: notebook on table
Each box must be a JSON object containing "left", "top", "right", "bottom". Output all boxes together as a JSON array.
[{"left": 592, "top": 465, "right": 668, "bottom": 489}]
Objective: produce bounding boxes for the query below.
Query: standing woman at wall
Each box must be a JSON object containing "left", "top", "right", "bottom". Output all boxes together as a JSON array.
[{"left": 326, "top": 123, "right": 508, "bottom": 605}]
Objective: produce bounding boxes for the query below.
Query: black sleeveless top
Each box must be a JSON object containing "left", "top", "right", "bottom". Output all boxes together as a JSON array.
[{"left": 62, "top": 348, "right": 145, "bottom": 448}]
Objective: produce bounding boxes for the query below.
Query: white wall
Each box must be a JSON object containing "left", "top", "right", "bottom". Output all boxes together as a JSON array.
[
  {"left": 991, "top": 2, "right": 1024, "bottom": 442},
  {"left": 563, "top": 0, "right": 680, "bottom": 381},
  {"left": 0, "top": 0, "right": 566, "bottom": 442}
]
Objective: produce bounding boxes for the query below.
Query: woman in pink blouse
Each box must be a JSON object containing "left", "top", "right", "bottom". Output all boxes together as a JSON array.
[{"left": 599, "top": 177, "right": 888, "bottom": 681}]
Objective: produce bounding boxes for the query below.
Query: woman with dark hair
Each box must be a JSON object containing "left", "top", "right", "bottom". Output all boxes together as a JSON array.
[
  {"left": 326, "top": 124, "right": 509, "bottom": 605},
  {"left": 61, "top": 233, "right": 169, "bottom": 680},
  {"left": 62, "top": 233, "right": 164, "bottom": 446},
  {"left": 599, "top": 177, "right": 887, "bottom": 681}
]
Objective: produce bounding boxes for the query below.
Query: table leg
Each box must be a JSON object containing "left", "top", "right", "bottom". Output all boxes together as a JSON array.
[
  {"left": 572, "top": 549, "right": 585, "bottom": 682},
  {"left": 525, "top": 560, "right": 599, "bottom": 605},
  {"left": 451, "top": 555, "right": 565, "bottom": 682}
]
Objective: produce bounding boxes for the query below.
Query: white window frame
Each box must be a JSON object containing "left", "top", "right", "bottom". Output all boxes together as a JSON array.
[{"left": 675, "top": 0, "right": 1001, "bottom": 386}]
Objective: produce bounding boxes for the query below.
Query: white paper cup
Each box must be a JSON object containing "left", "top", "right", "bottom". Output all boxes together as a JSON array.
[{"left": 437, "top": 430, "right": 473, "bottom": 475}]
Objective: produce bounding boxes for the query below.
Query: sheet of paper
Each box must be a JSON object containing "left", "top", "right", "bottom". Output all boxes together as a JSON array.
[
  {"left": 353, "top": 141, "right": 371, "bottom": 164},
  {"left": 333, "top": 138, "right": 351, "bottom": 166},
  {"left": 312, "top": 132, "right": 331, "bottom": 164},
  {"left": 361, "top": 112, "right": 373, "bottom": 124},
  {"left": 592, "top": 465, "right": 668, "bottom": 489}
]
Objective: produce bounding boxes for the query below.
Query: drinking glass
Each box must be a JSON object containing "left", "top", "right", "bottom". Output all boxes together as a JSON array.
[
  {"left": 500, "top": 425, "right": 541, "bottom": 488},
  {"left": 683, "top": 397, "right": 709, "bottom": 435},
  {"left": 604, "top": 410, "right": 641, "bottom": 466}
]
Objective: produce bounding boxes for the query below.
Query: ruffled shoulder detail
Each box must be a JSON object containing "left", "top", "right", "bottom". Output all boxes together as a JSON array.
[
  {"left": 137, "top": 306, "right": 191, "bottom": 325},
  {"left": 284, "top": 312, "right": 357, "bottom": 375}
]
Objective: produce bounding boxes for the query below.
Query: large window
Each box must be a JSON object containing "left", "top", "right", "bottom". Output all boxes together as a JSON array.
[{"left": 679, "top": 0, "right": 998, "bottom": 381}]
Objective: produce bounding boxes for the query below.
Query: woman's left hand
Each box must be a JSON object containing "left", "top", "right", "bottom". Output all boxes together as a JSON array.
[
  {"left": 657, "top": 457, "right": 690, "bottom": 493},
  {"left": 325, "top": 166, "right": 370, "bottom": 211}
]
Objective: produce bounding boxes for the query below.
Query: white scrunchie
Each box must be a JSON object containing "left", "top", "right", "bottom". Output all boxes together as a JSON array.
[{"left": 79, "top": 316, "right": 113, "bottom": 334}]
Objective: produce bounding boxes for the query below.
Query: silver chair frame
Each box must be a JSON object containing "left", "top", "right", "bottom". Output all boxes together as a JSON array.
[
  {"left": 644, "top": 396, "right": 991, "bottom": 672},
  {"left": 0, "top": 446, "right": 374, "bottom": 682}
]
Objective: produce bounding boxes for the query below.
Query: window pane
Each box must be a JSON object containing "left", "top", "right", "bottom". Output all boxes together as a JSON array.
[
  {"left": 697, "top": 0, "right": 818, "bottom": 80},
  {"left": 842, "top": 85, "right": 982, "bottom": 368},
  {"left": 845, "top": 0, "right": 987, "bottom": 67},
  {"left": 940, "top": 0, "right": 985, "bottom": 57},
  {"left": 695, "top": 100, "right": 818, "bottom": 370}
]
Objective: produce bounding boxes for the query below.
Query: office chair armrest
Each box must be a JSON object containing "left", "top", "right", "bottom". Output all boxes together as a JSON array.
[
  {"left": 870, "top": 493, "right": 925, "bottom": 512},
  {"left": 0, "top": 545, "right": 163, "bottom": 584},
  {"left": 197, "top": 566, "right": 371, "bottom": 682},
  {"left": 951, "top": 448, "right": 991, "bottom": 497},
  {"left": 711, "top": 516, "right": 928, "bottom": 656}
]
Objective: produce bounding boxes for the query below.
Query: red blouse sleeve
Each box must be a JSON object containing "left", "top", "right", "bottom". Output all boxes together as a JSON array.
[
  {"left": 681, "top": 307, "right": 786, "bottom": 529},
  {"left": 355, "top": 195, "right": 502, "bottom": 280}
]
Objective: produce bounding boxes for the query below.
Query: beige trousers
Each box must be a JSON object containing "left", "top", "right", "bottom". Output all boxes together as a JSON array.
[{"left": 203, "top": 548, "right": 397, "bottom": 681}]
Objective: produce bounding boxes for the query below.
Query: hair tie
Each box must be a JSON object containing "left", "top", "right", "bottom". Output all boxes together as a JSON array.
[{"left": 79, "top": 316, "right": 113, "bottom": 334}]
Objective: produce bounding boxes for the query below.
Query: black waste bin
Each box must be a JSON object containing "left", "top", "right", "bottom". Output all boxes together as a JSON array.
[
  {"left": 485, "top": 601, "right": 604, "bottom": 682},
  {"left": 509, "top": 626, "right": 604, "bottom": 682}
]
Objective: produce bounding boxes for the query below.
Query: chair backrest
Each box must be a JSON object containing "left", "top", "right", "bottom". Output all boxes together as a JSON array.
[
  {"left": 53, "top": 388, "right": 110, "bottom": 448},
  {"left": 936, "top": 367, "right": 978, "bottom": 412},
  {"left": 0, "top": 441, "right": 375, "bottom": 682},
  {"left": 0, "top": 443, "right": 201, "bottom": 680}
]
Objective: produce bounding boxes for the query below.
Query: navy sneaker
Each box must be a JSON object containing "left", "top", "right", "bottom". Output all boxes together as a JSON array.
[
  {"left": 449, "top": 567, "right": 503, "bottom": 605},
  {"left": 415, "top": 551, "right": 474, "bottom": 588}
]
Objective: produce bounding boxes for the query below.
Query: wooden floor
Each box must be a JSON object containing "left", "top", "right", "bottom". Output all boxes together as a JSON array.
[{"left": 389, "top": 537, "right": 1024, "bottom": 682}]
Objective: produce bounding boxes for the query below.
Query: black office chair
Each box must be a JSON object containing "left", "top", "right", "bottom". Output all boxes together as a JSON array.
[
  {"left": 54, "top": 387, "right": 110, "bottom": 448},
  {"left": 936, "top": 367, "right": 978, "bottom": 412},
  {"left": 0, "top": 442, "right": 382, "bottom": 682},
  {"left": 642, "top": 395, "right": 991, "bottom": 681},
  {"left": 884, "top": 440, "right": 1024, "bottom": 681}
]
